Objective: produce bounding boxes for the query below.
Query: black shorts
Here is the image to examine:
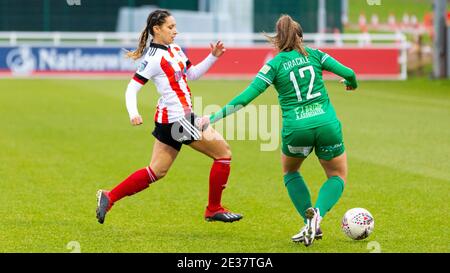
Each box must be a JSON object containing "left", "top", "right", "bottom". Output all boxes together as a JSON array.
[{"left": 152, "top": 112, "right": 206, "bottom": 151}]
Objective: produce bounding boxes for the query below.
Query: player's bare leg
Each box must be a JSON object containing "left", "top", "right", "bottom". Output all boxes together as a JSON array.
[
  {"left": 148, "top": 139, "right": 179, "bottom": 179},
  {"left": 189, "top": 126, "right": 242, "bottom": 223},
  {"left": 188, "top": 125, "right": 231, "bottom": 160},
  {"left": 319, "top": 152, "right": 347, "bottom": 184},
  {"left": 281, "top": 153, "right": 305, "bottom": 174},
  {"left": 96, "top": 139, "right": 178, "bottom": 224}
]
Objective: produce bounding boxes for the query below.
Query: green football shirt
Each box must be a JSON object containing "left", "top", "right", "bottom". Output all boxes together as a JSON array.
[{"left": 209, "top": 47, "right": 357, "bottom": 129}]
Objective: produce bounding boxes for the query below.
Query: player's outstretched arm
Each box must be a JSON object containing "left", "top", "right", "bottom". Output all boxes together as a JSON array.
[
  {"left": 322, "top": 56, "right": 358, "bottom": 90},
  {"left": 186, "top": 41, "right": 225, "bottom": 81},
  {"left": 209, "top": 78, "right": 267, "bottom": 124}
]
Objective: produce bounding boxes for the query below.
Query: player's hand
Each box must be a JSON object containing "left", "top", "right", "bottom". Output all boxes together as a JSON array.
[
  {"left": 340, "top": 79, "right": 355, "bottom": 91},
  {"left": 210, "top": 41, "right": 226, "bottom": 57},
  {"left": 130, "top": 115, "right": 143, "bottom": 126},
  {"left": 195, "top": 115, "right": 210, "bottom": 131}
]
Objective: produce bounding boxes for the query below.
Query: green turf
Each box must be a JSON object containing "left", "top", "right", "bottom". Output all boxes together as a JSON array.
[
  {"left": 347, "top": 0, "right": 434, "bottom": 25},
  {"left": 0, "top": 77, "right": 449, "bottom": 253}
]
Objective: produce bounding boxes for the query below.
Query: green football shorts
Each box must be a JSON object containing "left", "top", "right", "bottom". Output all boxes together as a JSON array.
[{"left": 281, "top": 120, "right": 345, "bottom": 160}]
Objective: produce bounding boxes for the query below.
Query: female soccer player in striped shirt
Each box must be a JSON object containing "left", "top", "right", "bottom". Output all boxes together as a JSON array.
[
  {"left": 96, "top": 9, "right": 242, "bottom": 224},
  {"left": 203, "top": 15, "right": 358, "bottom": 246}
]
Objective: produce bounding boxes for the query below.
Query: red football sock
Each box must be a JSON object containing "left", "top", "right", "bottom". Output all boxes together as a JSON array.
[
  {"left": 109, "top": 166, "right": 158, "bottom": 203},
  {"left": 207, "top": 158, "right": 231, "bottom": 212}
]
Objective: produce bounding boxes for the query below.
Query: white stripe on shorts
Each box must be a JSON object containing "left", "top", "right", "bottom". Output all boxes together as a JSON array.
[{"left": 178, "top": 118, "right": 201, "bottom": 140}]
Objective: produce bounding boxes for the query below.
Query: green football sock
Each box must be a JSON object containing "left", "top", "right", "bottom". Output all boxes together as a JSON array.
[
  {"left": 315, "top": 176, "right": 345, "bottom": 218},
  {"left": 284, "top": 172, "right": 312, "bottom": 223}
]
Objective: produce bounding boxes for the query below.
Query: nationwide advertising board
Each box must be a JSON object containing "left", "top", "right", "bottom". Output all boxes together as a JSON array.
[{"left": 0, "top": 46, "right": 402, "bottom": 79}]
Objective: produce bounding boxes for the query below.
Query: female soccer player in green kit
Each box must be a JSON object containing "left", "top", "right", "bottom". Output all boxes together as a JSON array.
[{"left": 201, "top": 15, "right": 358, "bottom": 247}]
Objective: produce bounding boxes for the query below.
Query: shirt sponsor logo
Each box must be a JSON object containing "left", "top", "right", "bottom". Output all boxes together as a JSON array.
[{"left": 294, "top": 103, "right": 325, "bottom": 120}]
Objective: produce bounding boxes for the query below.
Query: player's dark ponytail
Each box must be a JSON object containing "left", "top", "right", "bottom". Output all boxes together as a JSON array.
[
  {"left": 126, "top": 9, "right": 171, "bottom": 60},
  {"left": 266, "top": 15, "right": 308, "bottom": 56}
]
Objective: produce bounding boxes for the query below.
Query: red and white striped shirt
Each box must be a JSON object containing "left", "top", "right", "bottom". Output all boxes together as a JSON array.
[{"left": 127, "top": 42, "right": 217, "bottom": 124}]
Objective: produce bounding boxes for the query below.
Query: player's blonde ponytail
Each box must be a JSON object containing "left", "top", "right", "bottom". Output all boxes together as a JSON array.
[
  {"left": 266, "top": 15, "right": 308, "bottom": 56},
  {"left": 126, "top": 9, "right": 171, "bottom": 60}
]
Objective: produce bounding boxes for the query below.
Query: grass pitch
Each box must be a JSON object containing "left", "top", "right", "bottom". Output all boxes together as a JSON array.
[
  {"left": 347, "top": 0, "right": 433, "bottom": 25},
  {"left": 0, "top": 77, "right": 449, "bottom": 253}
]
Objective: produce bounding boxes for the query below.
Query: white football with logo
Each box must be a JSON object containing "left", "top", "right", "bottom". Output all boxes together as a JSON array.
[{"left": 341, "top": 208, "right": 374, "bottom": 240}]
